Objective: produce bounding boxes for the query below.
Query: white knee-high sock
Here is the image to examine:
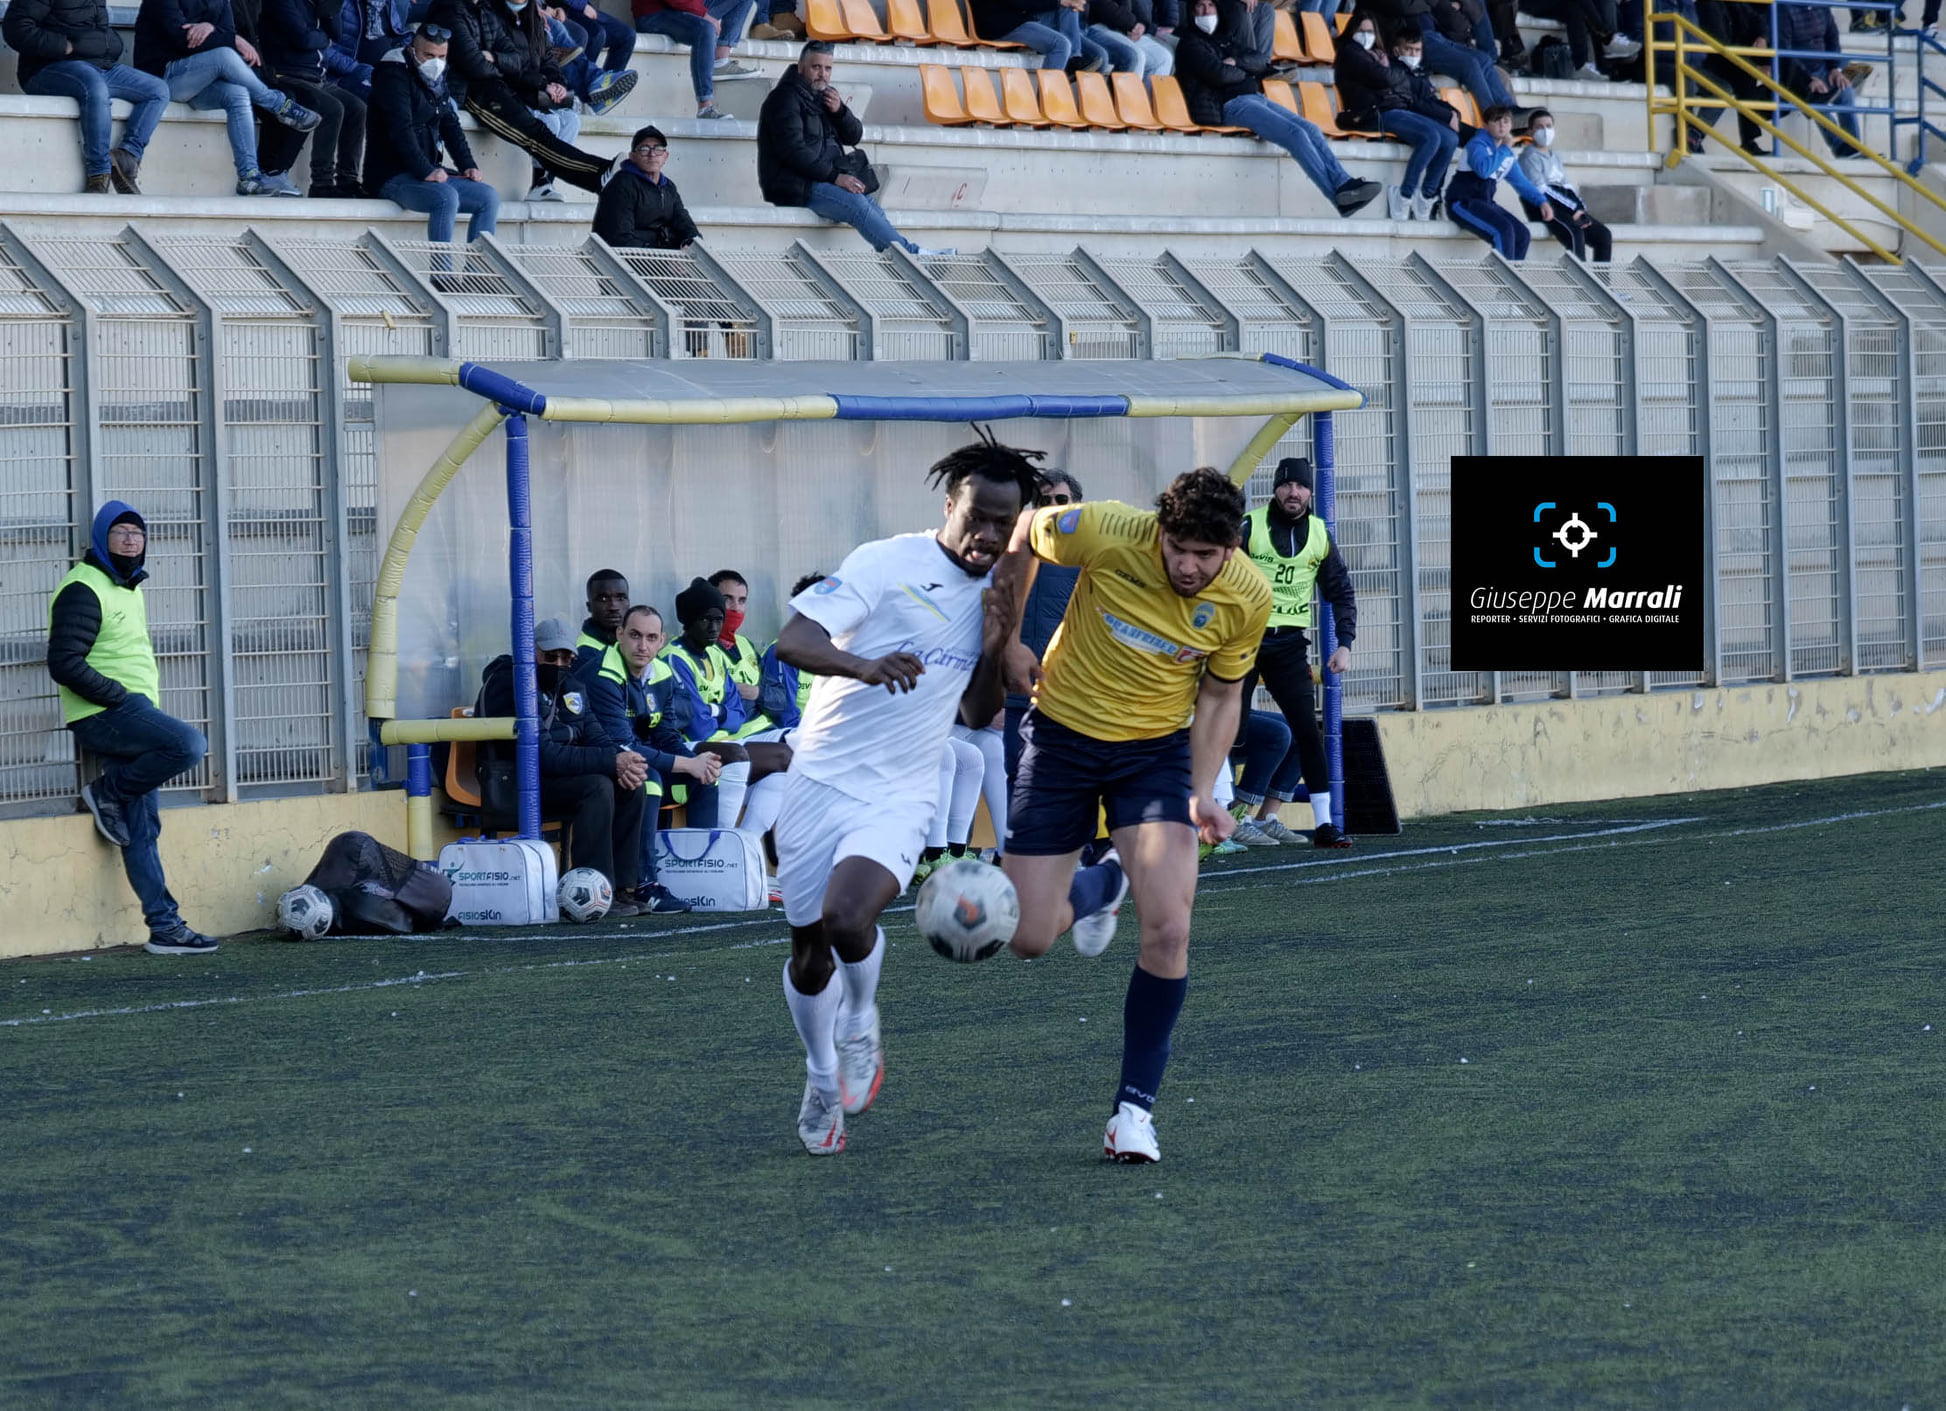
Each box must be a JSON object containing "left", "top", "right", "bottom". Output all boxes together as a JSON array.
[
  {"left": 944, "top": 735, "right": 983, "bottom": 847},
  {"left": 717, "top": 758, "right": 751, "bottom": 828},
  {"left": 961, "top": 724, "right": 1007, "bottom": 852},
  {"left": 836, "top": 926, "right": 885, "bottom": 1037},
  {"left": 783, "top": 957, "right": 841, "bottom": 1096},
  {"left": 926, "top": 741, "right": 956, "bottom": 850},
  {"left": 741, "top": 770, "right": 787, "bottom": 839},
  {"left": 1309, "top": 789, "right": 1332, "bottom": 829}
]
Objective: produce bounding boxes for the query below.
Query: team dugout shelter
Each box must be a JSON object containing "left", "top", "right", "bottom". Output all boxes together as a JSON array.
[{"left": 348, "top": 357, "right": 1364, "bottom": 856}]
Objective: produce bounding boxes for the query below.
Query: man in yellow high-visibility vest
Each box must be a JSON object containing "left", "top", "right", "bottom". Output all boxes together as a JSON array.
[{"left": 47, "top": 501, "right": 218, "bottom": 954}]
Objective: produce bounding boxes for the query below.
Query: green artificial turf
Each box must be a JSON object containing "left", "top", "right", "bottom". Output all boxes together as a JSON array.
[{"left": 3, "top": 769, "right": 1943, "bottom": 1408}]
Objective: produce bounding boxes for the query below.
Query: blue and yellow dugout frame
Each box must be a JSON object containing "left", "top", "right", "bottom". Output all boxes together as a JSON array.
[{"left": 347, "top": 354, "right": 1364, "bottom": 858}]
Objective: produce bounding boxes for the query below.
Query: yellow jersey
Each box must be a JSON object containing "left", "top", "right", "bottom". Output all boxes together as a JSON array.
[{"left": 1028, "top": 500, "right": 1272, "bottom": 742}]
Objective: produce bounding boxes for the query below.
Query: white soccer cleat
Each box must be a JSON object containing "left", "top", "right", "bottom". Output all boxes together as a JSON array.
[
  {"left": 836, "top": 1006, "right": 884, "bottom": 1116},
  {"left": 796, "top": 1080, "right": 846, "bottom": 1155},
  {"left": 1070, "top": 850, "right": 1129, "bottom": 958},
  {"left": 1103, "top": 1101, "right": 1161, "bottom": 1163}
]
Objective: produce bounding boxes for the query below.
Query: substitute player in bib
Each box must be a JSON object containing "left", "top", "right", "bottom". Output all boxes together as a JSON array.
[
  {"left": 771, "top": 439, "right": 1041, "bottom": 1156},
  {"left": 1003, "top": 468, "right": 1272, "bottom": 1164}
]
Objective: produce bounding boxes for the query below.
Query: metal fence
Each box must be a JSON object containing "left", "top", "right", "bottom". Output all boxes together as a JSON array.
[{"left": 0, "top": 223, "right": 1942, "bottom": 819}]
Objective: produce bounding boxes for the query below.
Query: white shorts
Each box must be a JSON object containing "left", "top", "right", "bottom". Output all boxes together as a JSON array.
[{"left": 774, "top": 772, "right": 932, "bottom": 927}]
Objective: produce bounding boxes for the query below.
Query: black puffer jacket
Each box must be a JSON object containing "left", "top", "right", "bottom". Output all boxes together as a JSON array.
[
  {"left": 1174, "top": 0, "right": 1265, "bottom": 128},
  {"left": 2, "top": 0, "right": 123, "bottom": 84},
  {"left": 476, "top": 655, "right": 618, "bottom": 778},
  {"left": 757, "top": 65, "right": 864, "bottom": 207},
  {"left": 254, "top": 0, "right": 340, "bottom": 76},
  {"left": 594, "top": 165, "right": 701, "bottom": 249},
  {"left": 430, "top": 0, "right": 564, "bottom": 105},
  {"left": 133, "top": 0, "right": 240, "bottom": 74},
  {"left": 1428, "top": 0, "right": 1485, "bottom": 47},
  {"left": 46, "top": 502, "right": 150, "bottom": 714},
  {"left": 1334, "top": 36, "right": 1456, "bottom": 128},
  {"left": 363, "top": 43, "right": 475, "bottom": 191}
]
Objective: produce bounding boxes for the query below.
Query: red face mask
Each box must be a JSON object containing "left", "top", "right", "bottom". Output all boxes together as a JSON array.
[{"left": 720, "top": 609, "right": 745, "bottom": 646}]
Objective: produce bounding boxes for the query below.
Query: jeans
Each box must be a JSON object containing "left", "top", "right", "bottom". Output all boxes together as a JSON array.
[
  {"left": 581, "top": 6, "right": 638, "bottom": 67},
  {"left": 1223, "top": 93, "right": 1351, "bottom": 199},
  {"left": 535, "top": 103, "right": 581, "bottom": 146},
  {"left": 165, "top": 47, "right": 289, "bottom": 172},
  {"left": 23, "top": 61, "right": 171, "bottom": 175},
  {"left": 639, "top": 8, "right": 719, "bottom": 100},
  {"left": 1001, "top": 17, "right": 1074, "bottom": 68},
  {"left": 69, "top": 696, "right": 206, "bottom": 933},
  {"left": 1233, "top": 630, "right": 1328, "bottom": 805},
  {"left": 1421, "top": 30, "right": 1514, "bottom": 109},
  {"left": 380, "top": 171, "right": 500, "bottom": 242},
  {"left": 1228, "top": 708, "right": 1296, "bottom": 808},
  {"left": 709, "top": 0, "right": 756, "bottom": 47},
  {"left": 1087, "top": 25, "right": 1173, "bottom": 73},
  {"left": 1381, "top": 108, "right": 1458, "bottom": 197},
  {"left": 548, "top": 15, "right": 603, "bottom": 97},
  {"left": 806, "top": 180, "right": 917, "bottom": 252}
]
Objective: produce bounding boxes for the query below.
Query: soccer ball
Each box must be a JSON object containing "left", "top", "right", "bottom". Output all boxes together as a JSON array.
[
  {"left": 916, "top": 860, "right": 1019, "bottom": 963},
  {"left": 277, "top": 884, "right": 333, "bottom": 940},
  {"left": 558, "top": 867, "right": 614, "bottom": 923}
]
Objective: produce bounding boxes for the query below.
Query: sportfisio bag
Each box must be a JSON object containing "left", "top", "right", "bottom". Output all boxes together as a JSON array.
[
  {"left": 653, "top": 828, "right": 769, "bottom": 911},
  {"left": 437, "top": 838, "right": 560, "bottom": 926}
]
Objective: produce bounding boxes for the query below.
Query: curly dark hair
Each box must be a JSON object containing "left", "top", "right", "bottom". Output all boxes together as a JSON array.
[
  {"left": 926, "top": 427, "right": 1048, "bottom": 504},
  {"left": 1155, "top": 467, "right": 1246, "bottom": 547},
  {"left": 790, "top": 571, "right": 827, "bottom": 597}
]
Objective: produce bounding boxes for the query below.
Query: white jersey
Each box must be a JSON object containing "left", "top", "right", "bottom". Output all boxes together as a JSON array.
[{"left": 786, "top": 532, "right": 990, "bottom": 808}]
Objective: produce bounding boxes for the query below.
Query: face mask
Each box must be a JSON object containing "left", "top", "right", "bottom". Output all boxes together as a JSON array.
[
  {"left": 1354, "top": 29, "right": 1374, "bottom": 47},
  {"left": 1533, "top": 126, "right": 1554, "bottom": 146},
  {"left": 719, "top": 609, "right": 745, "bottom": 646},
  {"left": 1194, "top": 13, "right": 1218, "bottom": 32},
  {"left": 417, "top": 56, "right": 446, "bottom": 81},
  {"left": 1399, "top": 52, "right": 1420, "bottom": 68},
  {"left": 505, "top": 0, "right": 527, "bottom": 9},
  {"left": 537, "top": 662, "right": 566, "bottom": 695}
]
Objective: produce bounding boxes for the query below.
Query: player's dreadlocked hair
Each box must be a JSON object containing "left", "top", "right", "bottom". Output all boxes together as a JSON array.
[
  {"left": 926, "top": 427, "right": 1048, "bottom": 504},
  {"left": 1155, "top": 467, "right": 1247, "bottom": 547}
]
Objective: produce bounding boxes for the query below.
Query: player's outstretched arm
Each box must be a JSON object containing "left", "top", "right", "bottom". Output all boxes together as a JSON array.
[
  {"left": 774, "top": 612, "right": 925, "bottom": 695},
  {"left": 1187, "top": 672, "right": 1246, "bottom": 846},
  {"left": 959, "top": 579, "right": 1019, "bottom": 727}
]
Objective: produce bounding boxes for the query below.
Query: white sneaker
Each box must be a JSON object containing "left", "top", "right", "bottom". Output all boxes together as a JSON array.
[
  {"left": 714, "top": 59, "right": 763, "bottom": 79},
  {"left": 836, "top": 1005, "right": 883, "bottom": 1116},
  {"left": 1070, "top": 850, "right": 1129, "bottom": 958},
  {"left": 526, "top": 181, "right": 563, "bottom": 202},
  {"left": 796, "top": 1080, "right": 846, "bottom": 1155},
  {"left": 1385, "top": 183, "right": 1409, "bottom": 221},
  {"left": 1103, "top": 1101, "right": 1161, "bottom": 1163},
  {"left": 1232, "top": 818, "right": 1280, "bottom": 848},
  {"left": 1258, "top": 816, "right": 1302, "bottom": 845},
  {"left": 1604, "top": 33, "right": 1642, "bottom": 57},
  {"left": 1410, "top": 191, "right": 1435, "bottom": 221},
  {"left": 1574, "top": 62, "right": 1607, "bottom": 82}
]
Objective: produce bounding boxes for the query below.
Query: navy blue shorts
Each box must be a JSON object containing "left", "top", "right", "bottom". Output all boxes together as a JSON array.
[{"left": 1005, "top": 710, "right": 1194, "bottom": 856}]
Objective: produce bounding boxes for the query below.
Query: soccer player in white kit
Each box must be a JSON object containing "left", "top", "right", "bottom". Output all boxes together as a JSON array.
[{"left": 771, "top": 439, "right": 1043, "bottom": 1155}]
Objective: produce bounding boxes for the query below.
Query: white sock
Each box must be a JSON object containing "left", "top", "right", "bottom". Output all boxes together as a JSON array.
[
  {"left": 836, "top": 926, "right": 885, "bottom": 1037},
  {"left": 741, "top": 771, "right": 787, "bottom": 839},
  {"left": 945, "top": 736, "right": 984, "bottom": 847},
  {"left": 1213, "top": 760, "right": 1235, "bottom": 808},
  {"left": 927, "top": 742, "right": 956, "bottom": 850},
  {"left": 783, "top": 957, "right": 841, "bottom": 1096},
  {"left": 1309, "top": 791, "right": 1332, "bottom": 829},
  {"left": 717, "top": 758, "right": 750, "bottom": 828},
  {"left": 957, "top": 724, "right": 1008, "bottom": 850}
]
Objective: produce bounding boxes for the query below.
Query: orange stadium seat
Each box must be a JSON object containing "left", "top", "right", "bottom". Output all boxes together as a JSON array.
[
  {"left": 1150, "top": 74, "right": 1249, "bottom": 134},
  {"left": 1262, "top": 77, "right": 1300, "bottom": 113},
  {"left": 1441, "top": 86, "right": 1482, "bottom": 127},
  {"left": 1335, "top": 11, "right": 1350, "bottom": 30},
  {"left": 840, "top": 0, "right": 890, "bottom": 37},
  {"left": 1037, "top": 69, "right": 1087, "bottom": 127},
  {"left": 961, "top": 65, "right": 1009, "bottom": 123},
  {"left": 1273, "top": 8, "right": 1308, "bottom": 63},
  {"left": 888, "top": 0, "right": 935, "bottom": 41},
  {"left": 1300, "top": 11, "right": 1339, "bottom": 63},
  {"left": 1111, "top": 72, "right": 1165, "bottom": 130},
  {"left": 920, "top": 64, "right": 972, "bottom": 122},
  {"left": 806, "top": 0, "right": 851, "bottom": 40},
  {"left": 1075, "top": 70, "right": 1126, "bottom": 128},
  {"left": 1001, "top": 66, "right": 1050, "bottom": 125},
  {"left": 930, "top": 0, "right": 1025, "bottom": 46}
]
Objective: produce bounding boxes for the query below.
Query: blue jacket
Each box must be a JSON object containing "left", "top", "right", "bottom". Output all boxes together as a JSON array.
[
  {"left": 1454, "top": 132, "right": 1547, "bottom": 205},
  {"left": 1006, "top": 563, "right": 1079, "bottom": 711},
  {"left": 1777, "top": 2, "right": 1839, "bottom": 62},
  {"left": 755, "top": 640, "right": 814, "bottom": 731},
  {"left": 663, "top": 640, "right": 749, "bottom": 745},
  {"left": 573, "top": 654, "right": 692, "bottom": 774}
]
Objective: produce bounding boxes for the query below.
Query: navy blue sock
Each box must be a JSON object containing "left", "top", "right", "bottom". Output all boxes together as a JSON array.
[
  {"left": 1117, "top": 964, "right": 1188, "bottom": 1112},
  {"left": 1067, "top": 854, "right": 1123, "bottom": 920}
]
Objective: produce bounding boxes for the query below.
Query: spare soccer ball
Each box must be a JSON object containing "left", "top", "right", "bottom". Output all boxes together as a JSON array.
[
  {"left": 558, "top": 867, "right": 613, "bottom": 923},
  {"left": 916, "top": 859, "right": 1018, "bottom": 963},
  {"left": 277, "top": 884, "right": 333, "bottom": 940}
]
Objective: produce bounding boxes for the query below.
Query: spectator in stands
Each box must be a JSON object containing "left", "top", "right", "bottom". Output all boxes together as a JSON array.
[
  {"left": 1517, "top": 109, "right": 1612, "bottom": 260},
  {"left": 1176, "top": 0, "right": 1382, "bottom": 216},
  {"left": 1003, "top": 469, "right": 1080, "bottom": 784},
  {"left": 1776, "top": 1, "right": 1861, "bottom": 158},
  {"left": 538, "top": 8, "right": 637, "bottom": 112},
  {"left": 431, "top": 0, "right": 615, "bottom": 198},
  {"left": 708, "top": 568, "right": 765, "bottom": 710},
  {"left": 328, "top": 0, "right": 405, "bottom": 93},
  {"left": 364, "top": 24, "right": 499, "bottom": 242},
  {"left": 1087, "top": 0, "right": 1174, "bottom": 74},
  {"left": 1445, "top": 102, "right": 1549, "bottom": 257},
  {"left": 133, "top": 0, "right": 324, "bottom": 195},
  {"left": 3, "top": 0, "right": 172, "bottom": 193},
  {"left": 969, "top": 0, "right": 1079, "bottom": 67},
  {"left": 240, "top": 0, "right": 367, "bottom": 195},
  {"left": 1691, "top": 0, "right": 1766, "bottom": 155},
  {"left": 544, "top": 0, "right": 634, "bottom": 74},
  {"left": 594, "top": 125, "right": 702, "bottom": 248},
  {"left": 632, "top": 0, "right": 762, "bottom": 120},
  {"left": 1234, "top": 457, "right": 1358, "bottom": 848},
  {"left": 1335, "top": 12, "right": 1460, "bottom": 222},
  {"left": 477, "top": 617, "right": 646, "bottom": 915},
  {"left": 47, "top": 502, "right": 219, "bottom": 955},
  {"left": 1369, "top": 0, "right": 1522, "bottom": 122},
  {"left": 1523, "top": 0, "right": 1636, "bottom": 81},
  {"left": 749, "top": 0, "right": 804, "bottom": 37},
  {"left": 758, "top": 43, "right": 950, "bottom": 254}
]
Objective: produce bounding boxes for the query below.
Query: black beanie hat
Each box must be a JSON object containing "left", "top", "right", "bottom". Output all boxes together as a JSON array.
[
  {"left": 1273, "top": 457, "right": 1313, "bottom": 491},
  {"left": 674, "top": 576, "right": 726, "bottom": 626}
]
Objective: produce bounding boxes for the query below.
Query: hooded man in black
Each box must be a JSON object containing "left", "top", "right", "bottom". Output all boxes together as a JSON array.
[{"left": 47, "top": 502, "right": 219, "bottom": 953}]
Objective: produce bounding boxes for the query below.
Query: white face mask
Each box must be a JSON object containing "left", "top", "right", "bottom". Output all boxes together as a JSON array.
[
  {"left": 417, "top": 56, "right": 446, "bottom": 81},
  {"left": 1399, "top": 51, "right": 1420, "bottom": 67},
  {"left": 1194, "top": 13, "right": 1218, "bottom": 32},
  {"left": 1353, "top": 29, "right": 1374, "bottom": 46},
  {"left": 1533, "top": 125, "right": 1554, "bottom": 146}
]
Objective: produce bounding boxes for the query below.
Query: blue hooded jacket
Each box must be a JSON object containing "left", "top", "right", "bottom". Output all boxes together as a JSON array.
[{"left": 47, "top": 501, "right": 151, "bottom": 712}]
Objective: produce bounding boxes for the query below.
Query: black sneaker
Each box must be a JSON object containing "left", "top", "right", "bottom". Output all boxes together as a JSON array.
[
  {"left": 145, "top": 926, "right": 219, "bottom": 955},
  {"left": 640, "top": 883, "right": 692, "bottom": 915},
  {"left": 608, "top": 899, "right": 643, "bottom": 919},
  {"left": 80, "top": 781, "right": 131, "bottom": 848},
  {"left": 1311, "top": 822, "right": 1354, "bottom": 850},
  {"left": 1334, "top": 178, "right": 1382, "bottom": 216}
]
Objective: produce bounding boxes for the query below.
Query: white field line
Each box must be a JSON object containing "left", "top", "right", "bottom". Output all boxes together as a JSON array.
[{"left": 5, "top": 800, "right": 1940, "bottom": 1031}]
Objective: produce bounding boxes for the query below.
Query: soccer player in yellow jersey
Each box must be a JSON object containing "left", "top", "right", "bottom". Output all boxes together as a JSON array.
[{"left": 1001, "top": 467, "right": 1273, "bottom": 1163}]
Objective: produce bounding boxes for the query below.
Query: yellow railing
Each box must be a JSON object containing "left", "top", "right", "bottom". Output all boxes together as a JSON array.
[{"left": 1645, "top": 10, "right": 1946, "bottom": 262}]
